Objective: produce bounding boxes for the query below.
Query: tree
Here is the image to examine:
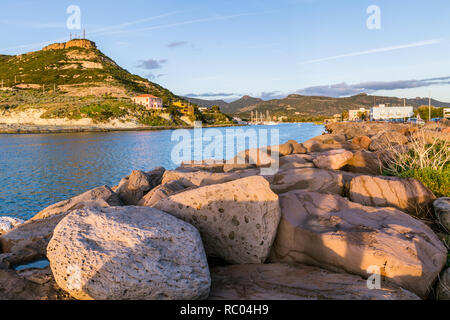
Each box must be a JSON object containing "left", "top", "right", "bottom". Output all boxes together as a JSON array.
[
  {"left": 357, "top": 111, "right": 368, "bottom": 121},
  {"left": 414, "top": 106, "right": 443, "bottom": 120},
  {"left": 211, "top": 105, "right": 220, "bottom": 113}
]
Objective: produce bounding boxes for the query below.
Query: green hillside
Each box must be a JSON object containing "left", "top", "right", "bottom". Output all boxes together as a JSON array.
[
  {"left": 0, "top": 39, "right": 234, "bottom": 126},
  {"left": 0, "top": 41, "right": 179, "bottom": 103}
]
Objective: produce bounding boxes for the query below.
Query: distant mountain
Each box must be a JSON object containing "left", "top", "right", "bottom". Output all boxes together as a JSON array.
[
  {"left": 223, "top": 96, "right": 262, "bottom": 113},
  {"left": 183, "top": 95, "right": 263, "bottom": 114},
  {"left": 183, "top": 97, "right": 228, "bottom": 110},
  {"left": 233, "top": 93, "right": 450, "bottom": 118},
  {"left": 182, "top": 93, "right": 450, "bottom": 119}
]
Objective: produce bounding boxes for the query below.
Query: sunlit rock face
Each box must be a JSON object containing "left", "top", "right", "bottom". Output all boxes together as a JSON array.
[
  {"left": 209, "top": 263, "right": 420, "bottom": 300},
  {"left": 154, "top": 176, "right": 281, "bottom": 264},
  {"left": 47, "top": 206, "right": 210, "bottom": 300},
  {"left": 270, "top": 190, "right": 447, "bottom": 298}
]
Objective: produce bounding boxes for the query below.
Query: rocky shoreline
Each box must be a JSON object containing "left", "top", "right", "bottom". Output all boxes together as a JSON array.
[{"left": 0, "top": 121, "right": 449, "bottom": 300}]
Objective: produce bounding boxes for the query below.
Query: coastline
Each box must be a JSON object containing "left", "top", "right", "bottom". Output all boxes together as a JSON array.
[
  {"left": 0, "top": 123, "right": 247, "bottom": 134},
  {"left": 0, "top": 121, "right": 448, "bottom": 301}
]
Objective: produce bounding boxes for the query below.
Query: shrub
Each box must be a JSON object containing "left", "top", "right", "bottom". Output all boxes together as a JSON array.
[
  {"left": 383, "top": 129, "right": 449, "bottom": 197},
  {"left": 397, "top": 167, "right": 450, "bottom": 197}
]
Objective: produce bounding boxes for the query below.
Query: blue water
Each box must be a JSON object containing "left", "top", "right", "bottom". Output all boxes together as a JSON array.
[{"left": 0, "top": 123, "right": 324, "bottom": 220}]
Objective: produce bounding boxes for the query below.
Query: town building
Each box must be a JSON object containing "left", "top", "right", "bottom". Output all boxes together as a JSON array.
[
  {"left": 370, "top": 104, "right": 414, "bottom": 121},
  {"left": 131, "top": 94, "right": 163, "bottom": 110},
  {"left": 349, "top": 108, "right": 370, "bottom": 121},
  {"left": 444, "top": 108, "right": 450, "bottom": 119}
]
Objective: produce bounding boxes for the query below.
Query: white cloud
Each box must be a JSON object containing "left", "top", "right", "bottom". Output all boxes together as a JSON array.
[{"left": 299, "top": 39, "right": 443, "bottom": 65}]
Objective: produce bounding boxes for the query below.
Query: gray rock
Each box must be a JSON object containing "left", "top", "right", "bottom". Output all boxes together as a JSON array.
[
  {"left": 436, "top": 268, "right": 450, "bottom": 300},
  {"left": 154, "top": 176, "right": 281, "bottom": 264},
  {"left": 312, "top": 149, "right": 354, "bottom": 170},
  {"left": 0, "top": 186, "right": 120, "bottom": 265},
  {"left": 270, "top": 168, "right": 346, "bottom": 195},
  {"left": 349, "top": 175, "right": 436, "bottom": 217},
  {"left": 137, "top": 180, "right": 188, "bottom": 207},
  {"left": 270, "top": 190, "right": 447, "bottom": 298},
  {"left": 0, "top": 217, "right": 24, "bottom": 235},
  {"left": 434, "top": 198, "right": 450, "bottom": 231},
  {"left": 0, "top": 267, "right": 70, "bottom": 300},
  {"left": 209, "top": 263, "right": 420, "bottom": 300},
  {"left": 116, "top": 167, "right": 165, "bottom": 205},
  {"left": 47, "top": 206, "right": 211, "bottom": 300},
  {"left": 161, "top": 170, "right": 239, "bottom": 188}
]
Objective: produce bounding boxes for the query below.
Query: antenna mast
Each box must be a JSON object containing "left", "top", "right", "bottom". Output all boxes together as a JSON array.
[{"left": 429, "top": 92, "right": 431, "bottom": 122}]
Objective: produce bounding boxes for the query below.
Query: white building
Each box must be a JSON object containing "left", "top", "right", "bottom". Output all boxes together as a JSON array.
[
  {"left": 370, "top": 104, "right": 414, "bottom": 121},
  {"left": 444, "top": 108, "right": 450, "bottom": 119},
  {"left": 131, "top": 94, "right": 163, "bottom": 110}
]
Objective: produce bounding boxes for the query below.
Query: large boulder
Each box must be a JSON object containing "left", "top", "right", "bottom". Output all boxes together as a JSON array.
[
  {"left": 230, "top": 148, "right": 275, "bottom": 167},
  {"left": 369, "top": 131, "right": 408, "bottom": 151},
  {"left": 30, "top": 185, "right": 122, "bottom": 221},
  {"left": 47, "top": 206, "right": 211, "bottom": 300},
  {"left": 352, "top": 136, "right": 372, "bottom": 150},
  {"left": 312, "top": 149, "right": 354, "bottom": 170},
  {"left": 344, "top": 150, "right": 383, "bottom": 175},
  {"left": 276, "top": 140, "right": 306, "bottom": 156},
  {"left": 349, "top": 175, "right": 436, "bottom": 217},
  {"left": 154, "top": 176, "right": 281, "bottom": 264},
  {"left": 0, "top": 217, "right": 24, "bottom": 236},
  {"left": 161, "top": 170, "right": 239, "bottom": 188},
  {"left": 209, "top": 263, "right": 419, "bottom": 300},
  {"left": 301, "top": 135, "right": 354, "bottom": 153},
  {"left": 270, "top": 168, "right": 346, "bottom": 195},
  {"left": 270, "top": 190, "right": 447, "bottom": 298},
  {"left": 434, "top": 198, "right": 450, "bottom": 231},
  {"left": 115, "top": 167, "right": 165, "bottom": 205},
  {"left": 137, "top": 180, "right": 188, "bottom": 207},
  {"left": 286, "top": 140, "right": 307, "bottom": 154},
  {"left": 0, "top": 186, "right": 120, "bottom": 265},
  {"left": 178, "top": 161, "right": 225, "bottom": 173},
  {"left": 279, "top": 154, "right": 315, "bottom": 170},
  {"left": 278, "top": 142, "right": 294, "bottom": 156},
  {"left": 436, "top": 268, "right": 450, "bottom": 300}
]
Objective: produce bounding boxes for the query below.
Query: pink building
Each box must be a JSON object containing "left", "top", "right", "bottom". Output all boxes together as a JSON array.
[{"left": 131, "top": 94, "right": 163, "bottom": 110}]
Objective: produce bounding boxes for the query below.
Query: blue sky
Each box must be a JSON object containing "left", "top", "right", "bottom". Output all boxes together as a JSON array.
[{"left": 1, "top": 0, "right": 450, "bottom": 102}]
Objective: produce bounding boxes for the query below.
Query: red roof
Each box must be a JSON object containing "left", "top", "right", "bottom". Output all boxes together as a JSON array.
[{"left": 134, "top": 94, "right": 160, "bottom": 99}]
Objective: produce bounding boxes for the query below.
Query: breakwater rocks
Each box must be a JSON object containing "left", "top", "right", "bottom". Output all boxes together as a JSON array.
[{"left": 0, "top": 122, "right": 449, "bottom": 300}]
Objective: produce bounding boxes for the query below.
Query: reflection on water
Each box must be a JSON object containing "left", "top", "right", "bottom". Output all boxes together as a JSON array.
[{"left": 0, "top": 123, "right": 324, "bottom": 219}]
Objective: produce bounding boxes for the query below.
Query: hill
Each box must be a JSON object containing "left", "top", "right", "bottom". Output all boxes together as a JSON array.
[
  {"left": 0, "top": 39, "right": 180, "bottom": 102},
  {"left": 183, "top": 97, "right": 228, "bottom": 110},
  {"left": 184, "top": 95, "right": 263, "bottom": 114},
  {"left": 232, "top": 93, "right": 450, "bottom": 120},
  {"left": 0, "top": 39, "right": 233, "bottom": 127},
  {"left": 186, "top": 93, "right": 450, "bottom": 120}
]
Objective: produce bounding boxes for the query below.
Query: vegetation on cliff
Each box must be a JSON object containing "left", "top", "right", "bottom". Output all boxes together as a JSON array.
[{"left": 0, "top": 40, "right": 232, "bottom": 127}]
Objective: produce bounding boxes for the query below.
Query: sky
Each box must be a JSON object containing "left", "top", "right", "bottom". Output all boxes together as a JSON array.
[{"left": 1, "top": 0, "right": 450, "bottom": 102}]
